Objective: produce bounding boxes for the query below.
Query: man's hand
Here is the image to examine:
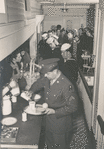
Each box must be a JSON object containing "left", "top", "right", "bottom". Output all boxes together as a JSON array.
[
  {"left": 46, "top": 108, "right": 55, "bottom": 115},
  {"left": 21, "top": 91, "right": 33, "bottom": 101},
  {"left": 25, "top": 91, "right": 33, "bottom": 98}
]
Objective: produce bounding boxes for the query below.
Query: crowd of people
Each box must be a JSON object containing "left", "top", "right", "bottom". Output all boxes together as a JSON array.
[
  {"left": 6, "top": 24, "right": 94, "bottom": 149},
  {"left": 25, "top": 25, "right": 93, "bottom": 149},
  {"left": 9, "top": 24, "right": 94, "bottom": 88},
  {"left": 37, "top": 24, "right": 93, "bottom": 84}
]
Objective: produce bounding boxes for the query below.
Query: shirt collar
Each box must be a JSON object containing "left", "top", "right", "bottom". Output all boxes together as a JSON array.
[{"left": 50, "top": 70, "right": 61, "bottom": 85}]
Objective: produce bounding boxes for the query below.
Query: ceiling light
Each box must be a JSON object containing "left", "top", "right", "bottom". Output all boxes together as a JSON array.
[{"left": 61, "top": 3, "right": 68, "bottom": 13}]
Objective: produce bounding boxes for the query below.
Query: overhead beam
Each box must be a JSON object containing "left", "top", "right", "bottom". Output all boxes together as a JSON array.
[
  {"left": 37, "top": 0, "right": 99, "bottom": 4},
  {"left": 0, "top": 20, "right": 36, "bottom": 61},
  {"left": 55, "top": 0, "right": 99, "bottom": 3}
]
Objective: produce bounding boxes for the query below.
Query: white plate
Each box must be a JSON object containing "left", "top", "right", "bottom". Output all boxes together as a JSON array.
[
  {"left": 24, "top": 104, "right": 47, "bottom": 115},
  {"left": 1, "top": 117, "right": 17, "bottom": 126}
]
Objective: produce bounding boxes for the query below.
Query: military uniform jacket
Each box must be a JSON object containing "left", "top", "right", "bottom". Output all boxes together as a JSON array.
[{"left": 30, "top": 72, "right": 78, "bottom": 134}]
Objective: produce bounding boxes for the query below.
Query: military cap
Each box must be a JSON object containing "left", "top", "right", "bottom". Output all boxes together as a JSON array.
[{"left": 39, "top": 58, "right": 60, "bottom": 74}]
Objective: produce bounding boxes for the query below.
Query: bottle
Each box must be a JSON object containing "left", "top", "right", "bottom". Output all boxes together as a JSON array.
[
  {"left": 2, "top": 95, "right": 12, "bottom": 115},
  {"left": 22, "top": 112, "right": 27, "bottom": 122}
]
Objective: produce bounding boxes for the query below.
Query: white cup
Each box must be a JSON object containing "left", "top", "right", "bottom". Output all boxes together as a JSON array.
[
  {"left": 29, "top": 101, "right": 36, "bottom": 110},
  {"left": 11, "top": 96, "right": 17, "bottom": 103}
]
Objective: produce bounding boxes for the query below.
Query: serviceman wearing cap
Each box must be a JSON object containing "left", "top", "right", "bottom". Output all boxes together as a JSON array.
[
  {"left": 61, "top": 43, "right": 71, "bottom": 62},
  {"left": 61, "top": 43, "right": 78, "bottom": 85},
  {"left": 63, "top": 30, "right": 74, "bottom": 54},
  {"left": 38, "top": 32, "right": 52, "bottom": 60},
  {"left": 46, "top": 37, "right": 63, "bottom": 67},
  {"left": 26, "top": 58, "right": 78, "bottom": 149}
]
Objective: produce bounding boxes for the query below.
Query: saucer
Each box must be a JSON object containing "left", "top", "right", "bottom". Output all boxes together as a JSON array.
[
  {"left": 1, "top": 117, "right": 17, "bottom": 126},
  {"left": 24, "top": 104, "right": 46, "bottom": 115}
]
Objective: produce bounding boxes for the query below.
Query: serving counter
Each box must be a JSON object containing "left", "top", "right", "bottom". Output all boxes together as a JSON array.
[
  {"left": 76, "top": 69, "right": 93, "bottom": 130},
  {"left": 0, "top": 97, "right": 44, "bottom": 149}
]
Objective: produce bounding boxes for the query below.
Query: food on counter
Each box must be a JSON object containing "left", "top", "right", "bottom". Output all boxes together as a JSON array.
[
  {"left": 1, "top": 127, "right": 19, "bottom": 142},
  {"left": 42, "top": 103, "right": 48, "bottom": 109},
  {"left": 34, "top": 94, "right": 41, "bottom": 99}
]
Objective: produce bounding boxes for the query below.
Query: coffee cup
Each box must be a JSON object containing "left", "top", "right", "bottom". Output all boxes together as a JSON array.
[{"left": 29, "top": 101, "right": 36, "bottom": 110}]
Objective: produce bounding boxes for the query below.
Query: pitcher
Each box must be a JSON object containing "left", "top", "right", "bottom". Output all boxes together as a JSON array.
[{"left": 2, "top": 95, "right": 12, "bottom": 115}]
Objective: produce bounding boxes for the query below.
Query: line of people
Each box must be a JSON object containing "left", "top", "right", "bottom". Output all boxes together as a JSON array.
[
  {"left": 5, "top": 24, "right": 94, "bottom": 149},
  {"left": 8, "top": 24, "right": 93, "bottom": 91},
  {"left": 37, "top": 25, "right": 94, "bottom": 82},
  {"left": 37, "top": 25, "right": 78, "bottom": 85}
]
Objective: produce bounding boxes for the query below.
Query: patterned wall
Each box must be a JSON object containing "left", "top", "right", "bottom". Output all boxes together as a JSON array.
[
  {"left": 43, "top": 5, "right": 87, "bottom": 31},
  {"left": 44, "top": 6, "right": 87, "bottom": 17}
]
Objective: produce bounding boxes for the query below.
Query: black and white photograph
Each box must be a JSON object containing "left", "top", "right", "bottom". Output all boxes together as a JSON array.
[{"left": 0, "top": 0, "right": 104, "bottom": 149}]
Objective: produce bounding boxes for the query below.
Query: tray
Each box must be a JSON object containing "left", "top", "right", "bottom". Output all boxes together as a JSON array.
[
  {"left": 24, "top": 104, "right": 47, "bottom": 115},
  {"left": 0, "top": 127, "right": 19, "bottom": 143}
]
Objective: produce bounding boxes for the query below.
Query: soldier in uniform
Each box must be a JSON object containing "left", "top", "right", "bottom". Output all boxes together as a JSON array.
[{"left": 26, "top": 58, "right": 78, "bottom": 149}]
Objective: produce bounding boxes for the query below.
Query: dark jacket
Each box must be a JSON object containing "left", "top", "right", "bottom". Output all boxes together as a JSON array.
[
  {"left": 61, "top": 59, "right": 78, "bottom": 83},
  {"left": 30, "top": 73, "right": 78, "bottom": 134},
  {"left": 21, "top": 52, "right": 30, "bottom": 71},
  {"left": 38, "top": 40, "right": 52, "bottom": 59}
]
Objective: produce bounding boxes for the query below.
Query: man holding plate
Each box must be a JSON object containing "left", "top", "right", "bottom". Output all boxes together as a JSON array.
[{"left": 26, "top": 58, "right": 78, "bottom": 149}]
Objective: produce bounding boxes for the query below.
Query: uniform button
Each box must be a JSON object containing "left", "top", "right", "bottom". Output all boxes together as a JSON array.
[
  {"left": 62, "top": 78, "right": 64, "bottom": 80},
  {"left": 54, "top": 95, "right": 56, "bottom": 97},
  {"left": 57, "top": 81, "right": 59, "bottom": 83},
  {"left": 46, "top": 98, "right": 48, "bottom": 100},
  {"left": 47, "top": 92, "right": 49, "bottom": 94}
]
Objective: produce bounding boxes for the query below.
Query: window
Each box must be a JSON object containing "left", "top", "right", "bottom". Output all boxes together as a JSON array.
[{"left": 0, "top": 0, "right": 5, "bottom": 13}]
